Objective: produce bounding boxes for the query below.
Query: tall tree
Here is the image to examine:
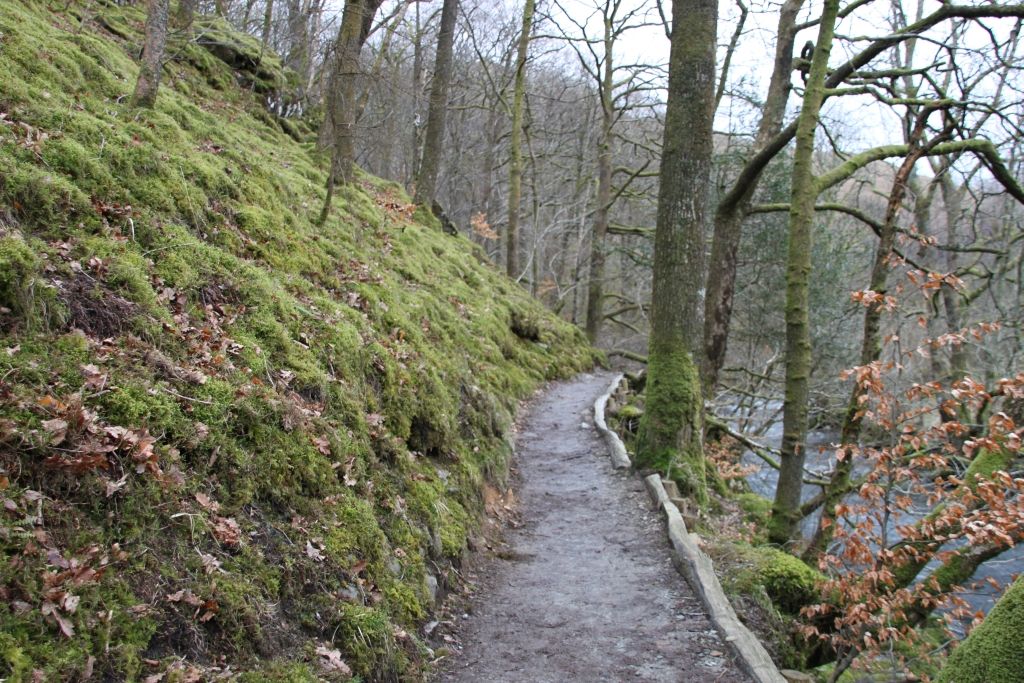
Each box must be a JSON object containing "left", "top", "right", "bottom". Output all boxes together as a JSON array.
[
  {"left": 414, "top": 0, "right": 460, "bottom": 208},
  {"left": 702, "top": 0, "right": 1024, "bottom": 398},
  {"left": 583, "top": 1, "right": 616, "bottom": 342},
  {"left": 768, "top": 0, "right": 840, "bottom": 545},
  {"left": 702, "top": 0, "right": 803, "bottom": 390},
  {"left": 261, "top": 0, "right": 275, "bottom": 55},
  {"left": 505, "top": 0, "right": 535, "bottom": 279},
  {"left": 283, "top": 0, "right": 322, "bottom": 108},
  {"left": 408, "top": 1, "right": 426, "bottom": 186},
  {"left": 635, "top": 0, "right": 717, "bottom": 506},
  {"left": 804, "top": 115, "right": 939, "bottom": 559},
  {"left": 132, "top": 0, "right": 170, "bottom": 108},
  {"left": 319, "top": 0, "right": 385, "bottom": 223}
]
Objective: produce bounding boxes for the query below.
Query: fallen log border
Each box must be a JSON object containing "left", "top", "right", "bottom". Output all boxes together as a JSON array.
[
  {"left": 592, "top": 373, "right": 788, "bottom": 683},
  {"left": 592, "top": 373, "right": 631, "bottom": 469}
]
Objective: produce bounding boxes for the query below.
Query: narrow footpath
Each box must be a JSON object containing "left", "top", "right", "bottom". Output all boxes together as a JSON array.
[{"left": 435, "top": 371, "right": 750, "bottom": 682}]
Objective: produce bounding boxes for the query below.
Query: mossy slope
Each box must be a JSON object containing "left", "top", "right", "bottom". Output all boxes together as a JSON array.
[{"left": 0, "top": 2, "right": 595, "bottom": 680}]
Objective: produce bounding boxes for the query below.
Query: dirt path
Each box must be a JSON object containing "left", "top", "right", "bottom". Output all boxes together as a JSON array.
[{"left": 434, "top": 372, "right": 750, "bottom": 682}]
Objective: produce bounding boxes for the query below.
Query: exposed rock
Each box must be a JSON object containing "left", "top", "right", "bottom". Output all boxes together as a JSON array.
[{"left": 426, "top": 574, "right": 439, "bottom": 604}]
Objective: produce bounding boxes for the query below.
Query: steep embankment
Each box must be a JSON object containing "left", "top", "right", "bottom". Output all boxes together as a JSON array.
[{"left": 0, "top": 3, "right": 595, "bottom": 680}]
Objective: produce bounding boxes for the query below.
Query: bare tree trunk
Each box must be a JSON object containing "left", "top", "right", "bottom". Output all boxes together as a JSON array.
[
  {"left": 355, "top": 5, "right": 408, "bottom": 123},
  {"left": 132, "top": 0, "right": 170, "bottom": 109},
  {"left": 285, "top": 0, "right": 310, "bottom": 103},
  {"left": 635, "top": 0, "right": 717, "bottom": 507},
  {"left": 319, "top": 0, "right": 383, "bottom": 223},
  {"left": 261, "top": 0, "right": 274, "bottom": 54},
  {"left": 242, "top": 0, "right": 258, "bottom": 31},
  {"left": 559, "top": 106, "right": 595, "bottom": 318},
  {"left": 408, "top": 1, "right": 424, "bottom": 187},
  {"left": 479, "top": 103, "right": 501, "bottom": 236},
  {"left": 584, "top": 14, "right": 614, "bottom": 343},
  {"left": 938, "top": 173, "right": 968, "bottom": 381},
  {"left": 414, "top": 0, "right": 459, "bottom": 208},
  {"left": 529, "top": 129, "right": 541, "bottom": 296},
  {"left": 769, "top": 0, "right": 840, "bottom": 545},
  {"left": 505, "top": 0, "right": 535, "bottom": 278},
  {"left": 702, "top": 0, "right": 804, "bottom": 392},
  {"left": 305, "top": 0, "right": 323, "bottom": 96},
  {"left": 175, "top": 0, "right": 197, "bottom": 32}
]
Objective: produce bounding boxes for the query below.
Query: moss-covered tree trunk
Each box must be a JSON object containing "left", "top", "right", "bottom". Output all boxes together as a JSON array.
[
  {"left": 132, "top": 0, "right": 170, "bottom": 109},
  {"left": 804, "top": 116, "right": 936, "bottom": 560},
  {"left": 505, "top": 0, "right": 534, "bottom": 278},
  {"left": 635, "top": 0, "right": 717, "bottom": 507},
  {"left": 583, "top": 16, "right": 614, "bottom": 343},
  {"left": 937, "top": 576, "right": 1024, "bottom": 683},
  {"left": 802, "top": 184, "right": 900, "bottom": 558},
  {"left": 768, "top": 0, "right": 840, "bottom": 545},
  {"left": 702, "top": 0, "right": 804, "bottom": 392},
  {"left": 414, "top": 0, "right": 459, "bottom": 208}
]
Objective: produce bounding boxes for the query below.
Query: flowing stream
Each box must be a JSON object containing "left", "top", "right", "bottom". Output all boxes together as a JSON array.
[{"left": 732, "top": 402, "right": 1021, "bottom": 633}]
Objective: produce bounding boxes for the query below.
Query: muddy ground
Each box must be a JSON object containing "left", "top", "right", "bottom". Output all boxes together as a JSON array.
[{"left": 431, "top": 372, "right": 750, "bottom": 682}]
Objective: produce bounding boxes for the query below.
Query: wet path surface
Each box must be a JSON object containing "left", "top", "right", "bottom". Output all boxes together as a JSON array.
[{"left": 435, "top": 372, "right": 750, "bottom": 682}]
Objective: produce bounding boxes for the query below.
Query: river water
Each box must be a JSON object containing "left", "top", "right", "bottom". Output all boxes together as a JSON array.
[{"left": 732, "top": 403, "right": 1022, "bottom": 632}]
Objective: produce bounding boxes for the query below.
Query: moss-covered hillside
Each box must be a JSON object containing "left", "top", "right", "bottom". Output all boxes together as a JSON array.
[{"left": 0, "top": 2, "right": 596, "bottom": 680}]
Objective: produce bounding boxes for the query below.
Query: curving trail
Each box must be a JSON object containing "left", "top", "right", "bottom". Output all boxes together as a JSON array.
[{"left": 435, "top": 372, "right": 750, "bottom": 682}]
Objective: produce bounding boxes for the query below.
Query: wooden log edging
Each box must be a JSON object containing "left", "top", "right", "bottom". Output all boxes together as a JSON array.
[
  {"left": 593, "top": 373, "right": 631, "bottom": 469},
  {"left": 592, "top": 378, "right": 788, "bottom": 683}
]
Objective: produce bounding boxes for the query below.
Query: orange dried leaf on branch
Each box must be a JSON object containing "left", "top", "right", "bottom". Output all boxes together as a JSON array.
[{"left": 471, "top": 212, "right": 498, "bottom": 240}]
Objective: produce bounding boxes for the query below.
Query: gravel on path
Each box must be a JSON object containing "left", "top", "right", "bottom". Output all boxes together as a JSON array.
[{"left": 434, "top": 371, "right": 751, "bottom": 682}]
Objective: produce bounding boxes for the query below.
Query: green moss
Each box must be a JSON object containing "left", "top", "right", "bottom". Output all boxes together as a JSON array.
[
  {"left": 324, "top": 496, "right": 389, "bottom": 566},
  {"left": 737, "top": 493, "right": 773, "bottom": 527},
  {"left": 938, "top": 576, "right": 1024, "bottom": 683},
  {"left": 382, "top": 580, "right": 427, "bottom": 624},
  {"left": 756, "top": 548, "right": 823, "bottom": 615},
  {"left": 726, "top": 543, "right": 824, "bottom": 615},
  {"left": 0, "top": 1, "right": 594, "bottom": 678},
  {"left": 635, "top": 347, "right": 707, "bottom": 505},
  {"left": 332, "top": 603, "right": 406, "bottom": 678},
  {"left": 233, "top": 661, "right": 322, "bottom": 682},
  {"left": 0, "top": 634, "right": 33, "bottom": 683},
  {"left": 616, "top": 403, "right": 643, "bottom": 420},
  {"left": 101, "top": 382, "right": 185, "bottom": 432},
  {"left": 0, "top": 235, "right": 63, "bottom": 330},
  {"left": 406, "top": 479, "right": 469, "bottom": 559}
]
